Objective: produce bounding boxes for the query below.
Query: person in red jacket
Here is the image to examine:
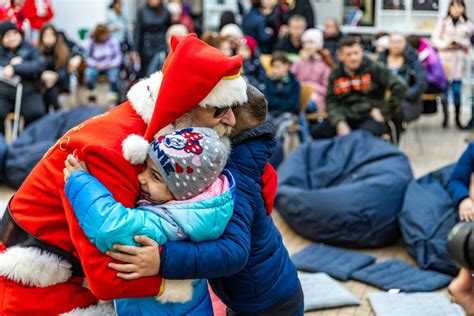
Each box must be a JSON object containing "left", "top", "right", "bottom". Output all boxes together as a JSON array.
[
  {"left": 0, "top": 34, "right": 247, "bottom": 315},
  {"left": 22, "top": 0, "right": 53, "bottom": 42}
]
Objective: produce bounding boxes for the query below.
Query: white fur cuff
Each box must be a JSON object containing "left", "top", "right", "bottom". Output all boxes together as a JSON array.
[
  {"left": 156, "top": 279, "right": 194, "bottom": 303},
  {"left": 0, "top": 246, "right": 72, "bottom": 287},
  {"left": 199, "top": 76, "right": 248, "bottom": 108},
  {"left": 61, "top": 301, "right": 116, "bottom": 316}
]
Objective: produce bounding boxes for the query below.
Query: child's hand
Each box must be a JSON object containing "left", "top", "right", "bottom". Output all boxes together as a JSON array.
[
  {"left": 459, "top": 198, "right": 474, "bottom": 221},
  {"left": 63, "top": 154, "right": 88, "bottom": 183},
  {"left": 106, "top": 236, "right": 160, "bottom": 280}
]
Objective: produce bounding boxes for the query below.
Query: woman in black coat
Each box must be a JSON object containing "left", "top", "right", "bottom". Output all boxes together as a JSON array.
[
  {"left": 132, "top": 0, "right": 171, "bottom": 78},
  {"left": 0, "top": 21, "right": 46, "bottom": 133},
  {"left": 38, "top": 24, "right": 70, "bottom": 111}
]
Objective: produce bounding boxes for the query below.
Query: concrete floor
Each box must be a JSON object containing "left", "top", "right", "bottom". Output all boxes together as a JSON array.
[
  {"left": 276, "top": 112, "right": 471, "bottom": 315},
  {"left": 0, "top": 109, "right": 470, "bottom": 315}
]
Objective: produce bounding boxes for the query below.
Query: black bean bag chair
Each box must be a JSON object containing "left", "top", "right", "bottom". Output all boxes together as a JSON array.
[
  {"left": 399, "top": 165, "right": 459, "bottom": 276},
  {"left": 275, "top": 131, "right": 413, "bottom": 248},
  {"left": 1, "top": 106, "right": 105, "bottom": 188}
]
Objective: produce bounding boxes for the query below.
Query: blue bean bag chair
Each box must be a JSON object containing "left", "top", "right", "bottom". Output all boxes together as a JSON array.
[
  {"left": 1, "top": 106, "right": 105, "bottom": 188},
  {"left": 399, "top": 165, "right": 459, "bottom": 276},
  {"left": 275, "top": 131, "right": 413, "bottom": 248}
]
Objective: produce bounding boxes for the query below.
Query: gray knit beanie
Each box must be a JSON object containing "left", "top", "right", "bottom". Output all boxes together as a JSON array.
[{"left": 148, "top": 127, "right": 229, "bottom": 200}]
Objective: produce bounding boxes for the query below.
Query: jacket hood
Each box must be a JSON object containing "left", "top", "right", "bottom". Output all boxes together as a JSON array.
[{"left": 228, "top": 122, "right": 276, "bottom": 178}]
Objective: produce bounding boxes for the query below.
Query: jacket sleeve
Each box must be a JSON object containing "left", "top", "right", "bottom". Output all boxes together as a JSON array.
[
  {"left": 159, "top": 183, "right": 254, "bottom": 279},
  {"left": 326, "top": 70, "right": 347, "bottom": 126},
  {"left": 65, "top": 170, "right": 169, "bottom": 253},
  {"left": 375, "top": 63, "right": 407, "bottom": 118},
  {"left": 431, "top": 19, "right": 449, "bottom": 50},
  {"left": 13, "top": 46, "right": 45, "bottom": 80},
  {"left": 109, "top": 39, "right": 123, "bottom": 68},
  {"left": 406, "top": 60, "right": 428, "bottom": 102},
  {"left": 60, "top": 144, "right": 164, "bottom": 300},
  {"left": 448, "top": 143, "right": 474, "bottom": 206}
]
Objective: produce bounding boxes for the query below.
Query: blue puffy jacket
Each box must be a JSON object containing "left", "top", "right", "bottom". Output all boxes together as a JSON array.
[
  {"left": 160, "top": 122, "right": 300, "bottom": 313},
  {"left": 65, "top": 169, "right": 236, "bottom": 315},
  {"left": 448, "top": 143, "right": 474, "bottom": 206}
]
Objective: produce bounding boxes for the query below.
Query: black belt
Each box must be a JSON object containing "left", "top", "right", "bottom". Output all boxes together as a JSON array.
[{"left": 0, "top": 201, "right": 85, "bottom": 278}]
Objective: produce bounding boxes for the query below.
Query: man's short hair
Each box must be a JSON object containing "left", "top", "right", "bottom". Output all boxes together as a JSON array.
[
  {"left": 337, "top": 35, "right": 362, "bottom": 50},
  {"left": 288, "top": 14, "right": 307, "bottom": 25}
]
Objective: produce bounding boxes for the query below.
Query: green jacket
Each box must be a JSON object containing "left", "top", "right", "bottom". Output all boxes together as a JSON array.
[{"left": 326, "top": 56, "right": 407, "bottom": 127}]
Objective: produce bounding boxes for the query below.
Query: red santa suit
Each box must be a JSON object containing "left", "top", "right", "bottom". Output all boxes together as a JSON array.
[{"left": 0, "top": 34, "right": 246, "bottom": 315}]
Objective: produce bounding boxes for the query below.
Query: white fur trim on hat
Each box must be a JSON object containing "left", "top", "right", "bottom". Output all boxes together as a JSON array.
[
  {"left": 156, "top": 279, "right": 194, "bottom": 303},
  {"left": 220, "top": 23, "right": 243, "bottom": 38},
  {"left": 122, "top": 134, "right": 149, "bottom": 165},
  {"left": 0, "top": 246, "right": 72, "bottom": 287},
  {"left": 61, "top": 301, "right": 116, "bottom": 316},
  {"left": 199, "top": 76, "right": 247, "bottom": 108},
  {"left": 127, "top": 71, "right": 163, "bottom": 124}
]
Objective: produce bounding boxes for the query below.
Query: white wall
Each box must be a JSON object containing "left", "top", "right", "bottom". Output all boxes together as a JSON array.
[{"left": 50, "top": 0, "right": 136, "bottom": 43}]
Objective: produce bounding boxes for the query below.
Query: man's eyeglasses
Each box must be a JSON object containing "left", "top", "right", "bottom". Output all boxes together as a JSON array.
[{"left": 212, "top": 105, "right": 239, "bottom": 119}]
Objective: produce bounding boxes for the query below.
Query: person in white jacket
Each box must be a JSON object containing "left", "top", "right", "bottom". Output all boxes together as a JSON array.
[{"left": 431, "top": 0, "right": 473, "bottom": 129}]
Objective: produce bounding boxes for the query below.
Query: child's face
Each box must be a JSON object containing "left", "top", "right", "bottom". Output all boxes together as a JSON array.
[
  {"left": 237, "top": 45, "right": 252, "bottom": 60},
  {"left": 138, "top": 157, "right": 175, "bottom": 204},
  {"left": 302, "top": 40, "right": 318, "bottom": 56},
  {"left": 271, "top": 61, "right": 289, "bottom": 79}
]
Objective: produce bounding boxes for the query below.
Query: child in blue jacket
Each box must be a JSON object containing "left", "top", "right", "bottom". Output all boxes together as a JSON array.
[{"left": 63, "top": 127, "right": 235, "bottom": 316}]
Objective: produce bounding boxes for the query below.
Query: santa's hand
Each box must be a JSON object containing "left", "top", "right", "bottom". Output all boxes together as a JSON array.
[
  {"left": 63, "top": 154, "right": 89, "bottom": 182},
  {"left": 106, "top": 236, "right": 160, "bottom": 280}
]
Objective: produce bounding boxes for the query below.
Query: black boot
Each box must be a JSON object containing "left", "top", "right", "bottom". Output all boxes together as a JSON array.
[
  {"left": 442, "top": 97, "right": 448, "bottom": 128},
  {"left": 455, "top": 103, "right": 463, "bottom": 129}
]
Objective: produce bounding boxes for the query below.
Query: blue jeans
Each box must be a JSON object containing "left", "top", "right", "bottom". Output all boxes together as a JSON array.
[{"left": 84, "top": 66, "right": 120, "bottom": 94}]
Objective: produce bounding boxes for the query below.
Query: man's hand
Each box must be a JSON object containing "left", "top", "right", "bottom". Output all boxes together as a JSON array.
[
  {"left": 370, "top": 108, "right": 385, "bottom": 123},
  {"left": 336, "top": 121, "right": 351, "bottom": 136},
  {"left": 459, "top": 198, "right": 474, "bottom": 222},
  {"left": 449, "top": 267, "right": 474, "bottom": 314},
  {"left": 3, "top": 65, "right": 14, "bottom": 79},
  {"left": 10, "top": 56, "right": 22, "bottom": 65},
  {"left": 63, "top": 154, "right": 88, "bottom": 182},
  {"left": 106, "top": 236, "right": 160, "bottom": 280}
]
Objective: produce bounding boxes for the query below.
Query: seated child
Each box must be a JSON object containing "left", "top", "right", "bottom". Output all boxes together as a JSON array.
[
  {"left": 448, "top": 143, "right": 474, "bottom": 222},
  {"left": 263, "top": 52, "right": 301, "bottom": 120},
  {"left": 63, "top": 127, "right": 235, "bottom": 316}
]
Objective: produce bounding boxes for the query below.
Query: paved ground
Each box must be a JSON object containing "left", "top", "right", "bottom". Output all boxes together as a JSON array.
[
  {"left": 0, "top": 109, "right": 470, "bottom": 315},
  {"left": 275, "top": 112, "right": 471, "bottom": 315}
]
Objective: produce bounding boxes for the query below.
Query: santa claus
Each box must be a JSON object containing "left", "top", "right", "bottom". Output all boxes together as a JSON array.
[{"left": 0, "top": 34, "right": 247, "bottom": 315}]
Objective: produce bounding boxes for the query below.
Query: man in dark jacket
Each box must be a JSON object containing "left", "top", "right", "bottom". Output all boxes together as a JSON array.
[
  {"left": 0, "top": 21, "right": 46, "bottom": 133},
  {"left": 313, "top": 35, "right": 407, "bottom": 139}
]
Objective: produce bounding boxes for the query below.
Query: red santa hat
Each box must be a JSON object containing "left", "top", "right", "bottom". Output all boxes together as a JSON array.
[{"left": 123, "top": 34, "right": 247, "bottom": 164}]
